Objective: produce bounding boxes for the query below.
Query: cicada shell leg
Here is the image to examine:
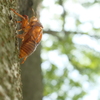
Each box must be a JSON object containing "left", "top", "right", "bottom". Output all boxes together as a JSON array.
[
  {"left": 16, "top": 32, "right": 27, "bottom": 41},
  {"left": 21, "top": 57, "right": 27, "bottom": 64},
  {"left": 16, "top": 34, "right": 24, "bottom": 38},
  {"left": 10, "top": 8, "right": 25, "bottom": 19}
]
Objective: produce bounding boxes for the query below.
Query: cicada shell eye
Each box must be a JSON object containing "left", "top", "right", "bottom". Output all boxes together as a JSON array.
[
  {"left": 23, "top": 15, "right": 29, "bottom": 20},
  {"left": 30, "top": 16, "right": 38, "bottom": 22}
]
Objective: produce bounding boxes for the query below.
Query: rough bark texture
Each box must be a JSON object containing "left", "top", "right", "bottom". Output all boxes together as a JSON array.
[
  {"left": 0, "top": 0, "right": 22, "bottom": 100},
  {"left": 18, "top": 0, "right": 43, "bottom": 100}
]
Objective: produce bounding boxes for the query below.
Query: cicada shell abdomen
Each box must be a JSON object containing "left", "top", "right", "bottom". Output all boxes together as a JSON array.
[{"left": 19, "top": 39, "right": 37, "bottom": 58}]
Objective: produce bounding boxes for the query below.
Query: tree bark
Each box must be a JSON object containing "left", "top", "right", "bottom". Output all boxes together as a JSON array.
[
  {"left": 18, "top": 0, "right": 43, "bottom": 100},
  {"left": 0, "top": 0, "right": 22, "bottom": 100}
]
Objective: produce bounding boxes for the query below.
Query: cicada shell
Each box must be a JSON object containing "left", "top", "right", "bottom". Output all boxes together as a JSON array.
[{"left": 10, "top": 8, "right": 43, "bottom": 64}]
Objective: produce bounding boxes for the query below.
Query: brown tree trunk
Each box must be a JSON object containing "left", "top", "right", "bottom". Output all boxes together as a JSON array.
[
  {"left": 18, "top": 0, "right": 43, "bottom": 100},
  {"left": 0, "top": 0, "right": 22, "bottom": 100}
]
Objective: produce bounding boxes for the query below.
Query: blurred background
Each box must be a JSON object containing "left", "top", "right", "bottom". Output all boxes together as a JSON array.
[
  {"left": 40, "top": 0, "right": 100, "bottom": 100},
  {"left": 19, "top": 0, "right": 100, "bottom": 100}
]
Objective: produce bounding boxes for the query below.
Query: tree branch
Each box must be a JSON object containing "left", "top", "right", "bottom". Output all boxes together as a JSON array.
[{"left": 44, "top": 30, "right": 100, "bottom": 39}]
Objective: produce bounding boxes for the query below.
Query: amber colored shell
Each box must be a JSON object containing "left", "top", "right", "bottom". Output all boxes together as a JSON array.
[{"left": 19, "top": 22, "right": 43, "bottom": 58}]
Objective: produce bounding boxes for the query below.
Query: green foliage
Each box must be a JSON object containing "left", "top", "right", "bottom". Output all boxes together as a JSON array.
[{"left": 41, "top": 0, "right": 100, "bottom": 100}]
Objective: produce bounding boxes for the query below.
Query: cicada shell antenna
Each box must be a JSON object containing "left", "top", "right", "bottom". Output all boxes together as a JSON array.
[
  {"left": 32, "top": 8, "right": 39, "bottom": 20},
  {"left": 32, "top": 8, "right": 36, "bottom": 17}
]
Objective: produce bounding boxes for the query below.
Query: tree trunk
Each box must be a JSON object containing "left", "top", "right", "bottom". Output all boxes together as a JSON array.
[
  {"left": 18, "top": 0, "right": 43, "bottom": 100},
  {"left": 0, "top": 0, "right": 22, "bottom": 100}
]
